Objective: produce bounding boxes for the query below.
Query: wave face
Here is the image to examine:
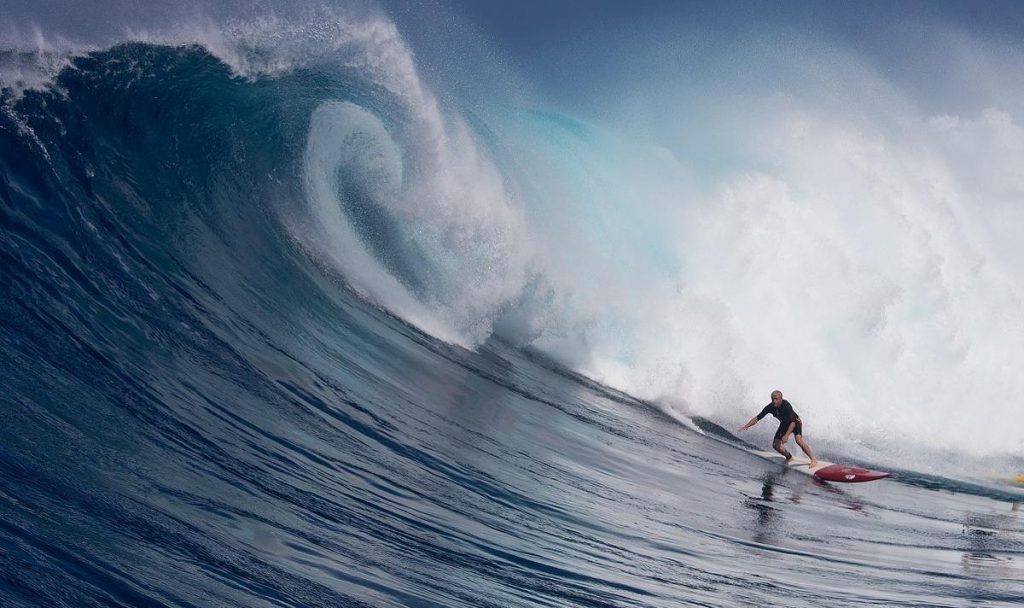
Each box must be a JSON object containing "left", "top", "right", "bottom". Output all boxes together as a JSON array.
[
  {"left": 4, "top": 6, "right": 1022, "bottom": 469},
  {"left": 1, "top": 6, "right": 1023, "bottom": 607}
]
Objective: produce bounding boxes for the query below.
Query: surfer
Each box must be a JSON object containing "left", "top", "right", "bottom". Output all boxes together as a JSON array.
[{"left": 738, "top": 390, "right": 818, "bottom": 468}]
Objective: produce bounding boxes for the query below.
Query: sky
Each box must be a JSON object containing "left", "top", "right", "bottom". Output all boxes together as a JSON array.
[
  {"left": 6, "top": 1, "right": 1024, "bottom": 53},
  {"left": 5, "top": 1, "right": 1024, "bottom": 112}
]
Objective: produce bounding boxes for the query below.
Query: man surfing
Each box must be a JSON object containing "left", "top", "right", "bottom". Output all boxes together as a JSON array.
[{"left": 738, "top": 390, "right": 818, "bottom": 468}]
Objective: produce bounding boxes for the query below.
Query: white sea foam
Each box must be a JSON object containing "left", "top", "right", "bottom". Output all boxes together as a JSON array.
[
  {"left": 486, "top": 84, "right": 1024, "bottom": 466},
  {"left": 0, "top": 26, "right": 87, "bottom": 96},
  {"left": 273, "top": 11, "right": 535, "bottom": 346}
]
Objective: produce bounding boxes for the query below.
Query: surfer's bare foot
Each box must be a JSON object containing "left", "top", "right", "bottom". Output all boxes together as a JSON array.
[
  {"left": 809, "top": 460, "right": 818, "bottom": 468},
  {"left": 784, "top": 452, "right": 793, "bottom": 462}
]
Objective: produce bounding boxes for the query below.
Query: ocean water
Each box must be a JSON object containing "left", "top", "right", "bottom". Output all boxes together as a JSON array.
[{"left": 2, "top": 5, "right": 1023, "bottom": 607}]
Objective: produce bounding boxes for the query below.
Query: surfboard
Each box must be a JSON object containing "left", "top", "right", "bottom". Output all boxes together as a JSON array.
[
  {"left": 992, "top": 474, "right": 1024, "bottom": 488},
  {"left": 751, "top": 450, "right": 890, "bottom": 483}
]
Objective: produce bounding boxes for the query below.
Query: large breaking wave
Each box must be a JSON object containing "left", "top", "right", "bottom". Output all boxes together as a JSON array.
[{"left": 3, "top": 6, "right": 1022, "bottom": 474}]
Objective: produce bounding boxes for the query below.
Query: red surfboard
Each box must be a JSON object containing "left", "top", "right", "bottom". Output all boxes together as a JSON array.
[
  {"left": 814, "top": 464, "right": 890, "bottom": 483},
  {"left": 750, "top": 450, "right": 891, "bottom": 483}
]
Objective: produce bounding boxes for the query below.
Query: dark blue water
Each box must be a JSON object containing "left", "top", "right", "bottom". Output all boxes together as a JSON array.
[{"left": 1, "top": 43, "right": 1022, "bottom": 607}]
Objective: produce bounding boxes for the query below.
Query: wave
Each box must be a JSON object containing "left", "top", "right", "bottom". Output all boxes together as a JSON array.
[
  {"left": 2, "top": 7, "right": 1023, "bottom": 607},
  {"left": 3, "top": 7, "right": 1023, "bottom": 470}
]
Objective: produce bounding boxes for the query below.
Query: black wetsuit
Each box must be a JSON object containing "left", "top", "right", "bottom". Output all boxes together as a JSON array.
[{"left": 757, "top": 400, "right": 803, "bottom": 440}]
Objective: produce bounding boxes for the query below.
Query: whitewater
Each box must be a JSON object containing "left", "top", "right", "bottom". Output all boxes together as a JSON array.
[{"left": 1, "top": 2, "right": 1022, "bottom": 606}]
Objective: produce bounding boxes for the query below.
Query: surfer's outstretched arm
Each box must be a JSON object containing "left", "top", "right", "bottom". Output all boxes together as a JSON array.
[{"left": 737, "top": 416, "right": 759, "bottom": 432}]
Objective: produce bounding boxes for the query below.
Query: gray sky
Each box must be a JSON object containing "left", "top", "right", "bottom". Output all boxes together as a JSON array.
[
  {"left": 5, "top": 0, "right": 1024, "bottom": 116},
  {"left": 6, "top": 1, "right": 1024, "bottom": 48}
]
